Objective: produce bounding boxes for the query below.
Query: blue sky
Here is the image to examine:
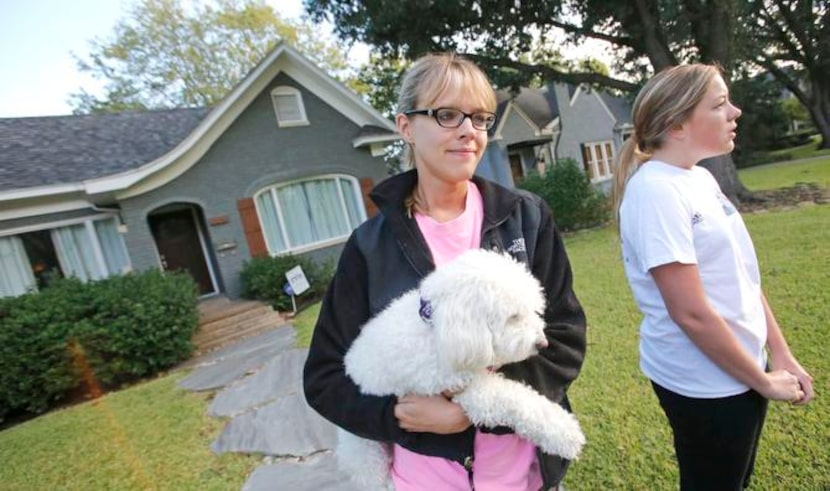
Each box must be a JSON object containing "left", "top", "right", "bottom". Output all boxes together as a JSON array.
[{"left": 0, "top": 0, "right": 316, "bottom": 118}]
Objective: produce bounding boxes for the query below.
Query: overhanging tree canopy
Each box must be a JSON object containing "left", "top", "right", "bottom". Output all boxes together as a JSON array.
[{"left": 306, "top": 0, "right": 828, "bottom": 202}]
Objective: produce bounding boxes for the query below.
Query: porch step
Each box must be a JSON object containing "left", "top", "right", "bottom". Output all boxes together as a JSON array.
[{"left": 193, "top": 298, "right": 288, "bottom": 354}]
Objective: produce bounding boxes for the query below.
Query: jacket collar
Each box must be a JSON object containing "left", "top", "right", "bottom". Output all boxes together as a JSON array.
[{"left": 370, "top": 169, "right": 521, "bottom": 227}]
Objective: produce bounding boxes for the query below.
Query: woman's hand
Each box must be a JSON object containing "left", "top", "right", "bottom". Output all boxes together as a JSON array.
[
  {"left": 394, "top": 394, "right": 472, "bottom": 434},
  {"left": 759, "top": 369, "right": 808, "bottom": 403},
  {"left": 770, "top": 353, "right": 815, "bottom": 405}
]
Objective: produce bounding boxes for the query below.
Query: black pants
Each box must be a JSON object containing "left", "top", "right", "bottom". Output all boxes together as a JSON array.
[{"left": 652, "top": 382, "right": 768, "bottom": 491}]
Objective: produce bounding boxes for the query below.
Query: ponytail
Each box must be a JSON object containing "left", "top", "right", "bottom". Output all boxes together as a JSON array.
[{"left": 612, "top": 134, "right": 652, "bottom": 230}]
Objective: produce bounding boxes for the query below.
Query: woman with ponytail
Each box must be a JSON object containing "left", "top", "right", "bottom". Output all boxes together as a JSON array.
[{"left": 614, "top": 64, "right": 813, "bottom": 490}]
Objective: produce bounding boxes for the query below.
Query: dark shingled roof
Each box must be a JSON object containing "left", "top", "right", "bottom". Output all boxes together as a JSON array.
[
  {"left": 496, "top": 85, "right": 561, "bottom": 129},
  {"left": 0, "top": 107, "right": 211, "bottom": 192},
  {"left": 597, "top": 91, "right": 632, "bottom": 125}
]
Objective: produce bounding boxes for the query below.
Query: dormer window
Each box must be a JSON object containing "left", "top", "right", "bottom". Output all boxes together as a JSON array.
[{"left": 271, "top": 86, "right": 309, "bottom": 127}]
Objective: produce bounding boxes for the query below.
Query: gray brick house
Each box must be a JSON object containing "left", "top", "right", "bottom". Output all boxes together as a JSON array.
[
  {"left": 0, "top": 42, "right": 397, "bottom": 299},
  {"left": 481, "top": 83, "right": 633, "bottom": 193}
]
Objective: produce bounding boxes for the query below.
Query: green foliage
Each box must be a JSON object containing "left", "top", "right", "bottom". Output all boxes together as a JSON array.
[
  {"left": 0, "top": 270, "right": 198, "bottom": 422},
  {"left": 350, "top": 53, "right": 409, "bottom": 117},
  {"left": 239, "top": 254, "right": 334, "bottom": 312},
  {"left": 731, "top": 74, "right": 790, "bottom": 164},
  {"left": 71, "top": 0, "right": 349, "bottom": 113},
  {"left": 781, "top": 97, "right": 811, "bottom": 128},
  {"left": 517, "top": 159, "right": 610, "bottom": 231}
]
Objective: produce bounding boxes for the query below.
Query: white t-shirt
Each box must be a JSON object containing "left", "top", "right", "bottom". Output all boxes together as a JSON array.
[{"left": 619, "top": 160, "right": 767, "bottom": 398}]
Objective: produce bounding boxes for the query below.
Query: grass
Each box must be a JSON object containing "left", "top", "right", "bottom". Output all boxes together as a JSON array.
[
  {"left": 292, "top": 302, "right": 321, "bottom": 348},
  {"left": 563, "top": 205, "right": 829, "bottom": 490},
  {"left": 0, "top": 373, "right": 259, "bottom": 490},
  {"left": 2, "top": 158, "right": 827, "bottom": 490},
  {"left": 738, "top": 155, "right": 830, "bottom": 191},
  {"left": 764, "top": 135, "right": 830, "bottom": 162},
  {"left": 289, "top": 205, "right": 829, "bottom": 489}
]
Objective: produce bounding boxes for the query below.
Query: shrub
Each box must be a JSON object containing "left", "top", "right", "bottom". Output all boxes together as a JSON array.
[
  {"left": 0, "top": 270, "right": 198, "bottom": 422},
  {"left": 240, "top": 254, "right": 334, "bottom": 311},
  {"left": 518, "top": 158, "right": 610, "bottom": 231}
]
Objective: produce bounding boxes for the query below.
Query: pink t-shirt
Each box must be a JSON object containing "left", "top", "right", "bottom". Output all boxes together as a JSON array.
[{"left": 393, "top": 181, "right": 543, "bottom": 490}]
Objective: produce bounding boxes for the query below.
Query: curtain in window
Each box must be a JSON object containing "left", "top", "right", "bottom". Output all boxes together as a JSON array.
[
  {"left": 51, "top": 224, "right": 103, "bottom": 282},
  {"left": 258, "top": 176, "right": 364, "bottom": 253},
  {"left": 0, "top": 235, "right": 36, "bottom": 298},
  {"left": 305, "top": 179, "right": 350, "bottom": 240},
  {"left": 340, "top": 178, "right": 362, "bottom": 228},
  {"left": 94, "top": 219, "right": 130, "bottom": 275},
  {"left": 256, "top": 191, "right": 287, "bottom": 253},
  {"left": 278, "top": 183, "right": 315, "bottom": 247}
]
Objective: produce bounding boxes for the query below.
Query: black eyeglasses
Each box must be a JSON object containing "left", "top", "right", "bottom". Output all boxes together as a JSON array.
[{"left": 403, "top": 107, "right": 497, "bottom": 131}]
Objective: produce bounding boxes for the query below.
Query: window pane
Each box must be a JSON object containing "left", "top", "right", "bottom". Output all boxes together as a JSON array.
[
  {"left": 273, "top": 94, "right": 302, "bottom": 122},
  {"left": 303, "top": 179, "right": 350, "bottom": 240},
  {"left": 340, "top": 178, "right": 362, "bottom": 228},
  {"left": 0, "top": 235, "right": 37, "bottom": 297},
  {"left": 19, "top": 229, "right": 63, "bottom": 290},
  {"left": 94, "top": 218, "right": 130, "bottom": 275},
  {"left": 605, "top": 142, "right": 614, "bottom": 176},
  {"left": 256, "top": 191, "right": 287, "bottom": 253},
  {"left": 278, "top": 183, "right": 316, "bottom": 247},
  {"left": 52, "top": 224, "right": 103, "bottom": 282},
  {"left": 581, "top": 145, "right": 595, "bottom": 179}
]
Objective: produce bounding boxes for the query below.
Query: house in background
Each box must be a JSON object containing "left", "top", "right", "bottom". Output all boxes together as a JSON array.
[
  {"left": 0, "top": 41, "right": 398, "bottom": 299},
  {"left": 476, "top": 82, "right": 633, "bottom": 192}
]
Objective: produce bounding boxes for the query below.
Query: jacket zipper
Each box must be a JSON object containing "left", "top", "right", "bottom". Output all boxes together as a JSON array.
[{"left": 464, "top": 455, "right": 475, "bottom": 490}]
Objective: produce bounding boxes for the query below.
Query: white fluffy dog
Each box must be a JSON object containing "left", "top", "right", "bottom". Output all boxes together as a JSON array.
[{"left": 337, "top": 248, "right": 585, "bottom": 490}]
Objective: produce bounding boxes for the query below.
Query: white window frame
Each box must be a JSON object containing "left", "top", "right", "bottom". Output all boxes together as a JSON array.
[
  {"left": 270, "top": 86, "right": 309, "bottom": 127},
  {"left": 0, "top": 214, "right": 132, "bottom": 297},
  {"left": 582, "top": 140, "right": 615, "bottom": 182},
  {"left": 254, "top": 175, "right": 367, "bottom": 255}
]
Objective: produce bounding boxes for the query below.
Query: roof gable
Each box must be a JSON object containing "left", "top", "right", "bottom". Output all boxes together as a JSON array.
[
  {"left": 0, "top": 41, "right": 397, "bottom": 202},
  {"left": 497, "top": 86, "right": 560, "bottom": 128}
]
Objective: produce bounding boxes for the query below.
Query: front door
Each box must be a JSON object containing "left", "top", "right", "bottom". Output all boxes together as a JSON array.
[{"left": 149, "top": 209, "right": 215, "bottom": 295}]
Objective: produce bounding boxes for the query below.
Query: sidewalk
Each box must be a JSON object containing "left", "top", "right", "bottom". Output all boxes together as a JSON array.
[{"left": 176, "top": 326, "right": 359, "bottom": 491}]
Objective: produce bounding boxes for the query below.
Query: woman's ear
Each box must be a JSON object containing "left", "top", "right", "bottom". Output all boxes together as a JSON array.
[
  {"left": 397, "top": 113, "right": 413, "bottom": 144},
  {"left": 667, "top": 122, "right": 687, "bottom": 142}
]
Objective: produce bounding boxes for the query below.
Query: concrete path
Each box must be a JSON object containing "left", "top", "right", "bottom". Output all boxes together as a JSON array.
[{"left": 177, "top": 326, "right": 359, "bottom": 491}]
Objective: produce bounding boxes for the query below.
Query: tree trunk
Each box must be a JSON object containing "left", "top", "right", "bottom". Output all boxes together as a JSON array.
[
  {"left": 698, "top": 154, "right": 752, "bottom": 205},
  {"left": 807, "top": 76, "right": 830, "bottom": 149}
]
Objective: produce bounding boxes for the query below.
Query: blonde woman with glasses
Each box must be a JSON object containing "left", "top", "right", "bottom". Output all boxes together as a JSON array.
[
  {"left": 304, "top": 53, "right": 587, "bottom": 490},
  {"left": 615, "top": 64, "right": 814, "bottom": 490}
]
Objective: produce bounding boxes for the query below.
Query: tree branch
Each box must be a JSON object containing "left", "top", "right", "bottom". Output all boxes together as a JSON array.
[
  {"left": 462, "top": 53, "right": 638, "bottom": 92},
  {"left": 543, "top": 19, "right": 634, "bottom": 47}
]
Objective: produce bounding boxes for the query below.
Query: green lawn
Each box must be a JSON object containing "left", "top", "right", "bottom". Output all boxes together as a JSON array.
[
  {"left": 739, "top": 156, "right": 830, "bottom": 191},
  {"left": 763, "top": 135, "right": 830, "bottom": 162},
  {"left": 2, "top": 160, "right": 827, "bottom": 490},
  {"left": 0, "top": 373, "right": 259, "bottom": 490},
  {"left": 563, "top": 205, "right": 829, "bottom": 490}
]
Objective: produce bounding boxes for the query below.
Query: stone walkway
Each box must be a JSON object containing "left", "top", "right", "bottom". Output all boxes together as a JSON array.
[{"left": 176, "top": 326, "right": 359, "bottom": 490}]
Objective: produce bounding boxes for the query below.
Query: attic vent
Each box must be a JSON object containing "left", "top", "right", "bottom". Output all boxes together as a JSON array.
[{"left": 271, "top": 86, "right": 309, "bottom": 127}]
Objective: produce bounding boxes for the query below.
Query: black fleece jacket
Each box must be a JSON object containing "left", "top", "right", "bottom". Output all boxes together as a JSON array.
[{"left": 303, "top": 169, "right": 587, "bottom": 488}]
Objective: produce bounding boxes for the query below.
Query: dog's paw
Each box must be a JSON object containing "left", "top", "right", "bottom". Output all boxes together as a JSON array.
[{"left": 537, "top": 409, "right": 585, "bottom": 460}]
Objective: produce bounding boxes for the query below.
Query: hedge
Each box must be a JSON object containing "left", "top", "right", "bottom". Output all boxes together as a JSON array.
[
  {"left": 0, "top": 270, "right": 198, "bottom": 422},
  {"left": 240, "top": 254, "right": 334, "bottom": 312},
  {"left": 518, "top": 158, "right": 610, "bottom": 232}
]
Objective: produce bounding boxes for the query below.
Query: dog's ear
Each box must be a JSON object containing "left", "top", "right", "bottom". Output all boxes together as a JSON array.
[{"left": 432, "top": 297, "right": 495, "bottom": 372}]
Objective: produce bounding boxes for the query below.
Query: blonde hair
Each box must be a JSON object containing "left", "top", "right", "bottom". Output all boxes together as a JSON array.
[
  {"left": 397, "top": 53, "right": 497, "bottom": 215},
  {"left": 612, "top": 64, "right": 724, "bottom": 220}
]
